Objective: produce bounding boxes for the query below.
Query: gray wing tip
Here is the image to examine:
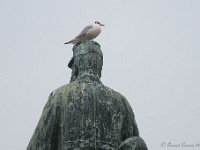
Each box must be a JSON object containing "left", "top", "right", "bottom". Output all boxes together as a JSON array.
[{"left": 64, "top": 39, "right": 76, "bottom": 44}]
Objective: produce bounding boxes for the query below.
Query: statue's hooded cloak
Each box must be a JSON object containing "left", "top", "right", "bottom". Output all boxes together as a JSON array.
[{"left": 27, "top": 41, "right": 147, "bottom": 150}]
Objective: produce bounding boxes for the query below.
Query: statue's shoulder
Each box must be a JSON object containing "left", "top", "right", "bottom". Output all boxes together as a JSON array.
[
  {"left": 102, "top": 85, "right": 126, "bottom": 100},
  {"left": 49, "top": 82, "right": 78, "bottom": 99}
]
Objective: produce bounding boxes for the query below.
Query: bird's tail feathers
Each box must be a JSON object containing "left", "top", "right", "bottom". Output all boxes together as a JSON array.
[{"left": 64, "top": 39, "right": 75, "bottom": 44}]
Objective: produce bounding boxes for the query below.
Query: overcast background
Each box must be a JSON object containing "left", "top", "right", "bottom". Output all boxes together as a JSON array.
[{"left": 0, "top": 0, "right": 200, "bottom": 150}]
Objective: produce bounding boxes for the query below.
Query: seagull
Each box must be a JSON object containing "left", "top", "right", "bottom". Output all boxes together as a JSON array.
[{"left": 64, "top": 21, "right": 104, "bottom": 44}]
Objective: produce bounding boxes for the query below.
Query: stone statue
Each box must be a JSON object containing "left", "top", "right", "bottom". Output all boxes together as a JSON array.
[{"left": 27, "top": 41, "right": 148, "bottom": 150}]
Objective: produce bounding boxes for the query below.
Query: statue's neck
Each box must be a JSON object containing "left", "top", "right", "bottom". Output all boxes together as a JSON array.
[{"left": 75, "top": 72, "right": 101, "bottom": 84}]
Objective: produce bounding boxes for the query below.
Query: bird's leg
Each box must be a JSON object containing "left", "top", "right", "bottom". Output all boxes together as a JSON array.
[{"left": 88, "top": 37, "right": 93, "bottom": 41}]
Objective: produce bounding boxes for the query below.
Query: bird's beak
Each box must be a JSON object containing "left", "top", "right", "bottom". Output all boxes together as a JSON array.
[{"left": 100, "top": 23, "right": 105, "bottom": 26}]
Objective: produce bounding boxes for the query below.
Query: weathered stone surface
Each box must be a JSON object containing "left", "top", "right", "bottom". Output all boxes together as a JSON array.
[
  {"left": 27, "top": 41, "right": 147, "bottom": 150},
  {"left": 117, "top": 137, "right": 148, "bottom": 150}
]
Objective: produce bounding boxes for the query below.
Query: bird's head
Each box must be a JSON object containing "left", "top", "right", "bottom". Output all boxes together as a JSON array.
[{"left": 95, "top": 21, "right": 105, "bottom": 26}]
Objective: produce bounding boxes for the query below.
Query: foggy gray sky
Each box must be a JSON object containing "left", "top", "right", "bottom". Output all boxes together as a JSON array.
[{"left": 0, "top": 0, "right": 200, "bottom": 149}]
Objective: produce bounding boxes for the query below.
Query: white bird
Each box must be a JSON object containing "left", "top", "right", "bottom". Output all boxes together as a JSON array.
[{"left": 64, "top": 21, "right": 104, "bottom": 44}]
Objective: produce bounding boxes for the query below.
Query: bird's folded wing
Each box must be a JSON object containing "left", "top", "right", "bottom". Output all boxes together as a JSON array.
[{"left": 75, "top": 25, "right": 93, "bottom": 38}]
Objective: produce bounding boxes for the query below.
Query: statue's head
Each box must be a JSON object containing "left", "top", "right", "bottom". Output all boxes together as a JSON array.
[{"left": 68, "top": 41, "right": 103, "bottom": 83}]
